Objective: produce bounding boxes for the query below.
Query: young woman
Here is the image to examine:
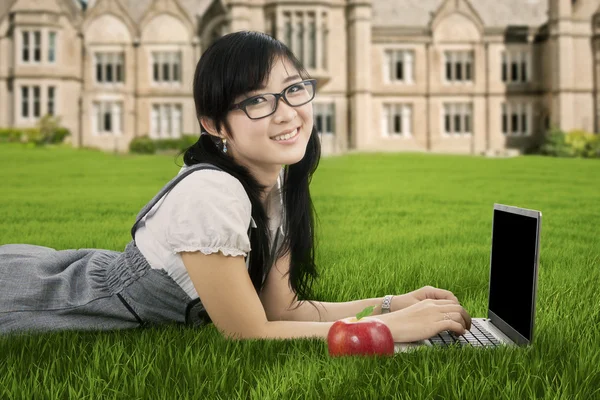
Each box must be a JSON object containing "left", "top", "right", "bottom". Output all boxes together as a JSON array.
[{"left": 0, "top": 31, "right": 470, "bottom": 341}]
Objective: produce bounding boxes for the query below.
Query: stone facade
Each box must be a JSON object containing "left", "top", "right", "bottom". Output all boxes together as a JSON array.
[{"left": 0, "top": 0, "right": 598, "bottom": 155}]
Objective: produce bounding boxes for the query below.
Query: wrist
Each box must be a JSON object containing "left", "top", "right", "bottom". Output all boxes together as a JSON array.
[{"left": 380, "top": 295, "right": 394, "bottom": 314}]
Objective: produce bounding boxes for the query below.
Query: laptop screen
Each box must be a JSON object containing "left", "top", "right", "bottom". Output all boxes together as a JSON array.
[{"left": 488, "top": 209, "right": 539, "bottom": 341}]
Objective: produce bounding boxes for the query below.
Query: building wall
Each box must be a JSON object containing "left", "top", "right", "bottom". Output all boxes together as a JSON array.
[{"left": 0, "top": 0, "right": 598, "bottom": 156}]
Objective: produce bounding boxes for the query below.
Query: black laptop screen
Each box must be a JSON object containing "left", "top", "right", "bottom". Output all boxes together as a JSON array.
[{"left": 488, "top": 209, "right": 539, "bottom": 341}]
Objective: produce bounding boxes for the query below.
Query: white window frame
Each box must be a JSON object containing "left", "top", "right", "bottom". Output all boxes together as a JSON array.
[
  {"left": 502, "top": 102, "right": 533, "bottom": 136},
  {"left": 384, "top": 50, "right": 414, "bottom": 84},
  {"left": 314, "top": 103, "right": 335, "bottom": 136},
  {"left": 151, "top": 51, "right": 182, "bottom": 86},
  {"left": 92, "top": 101, "right": 123, "bottom": 136},
  {"left": 502, "top": 49, "right": 532, "bottom": 84},
  {"left": 280, "top": 10, "right": 326, "bottom": 70},
  {"left": 442, "top": 103, "right": 473, "bottom": 137},
  {"left": 47, "top": 86, "right": 56, "bottom": 116},
  {"left": 33, "top": 31, "right": 41, "bottom": 63},
  {"left": 150, "top": 103, "right": 183, "bottom": 139},
  {"left": 20, "top": 85, "right": 44, "bottom": 121},
  {"left": 94, "top": 52, "right": 125, "bottom": 85},
  {"left": 20, "top": 29, "right": 43, "bottom": 64},
  {"left": 382, "top": 103, "right": 413, "bottom": 138},
  {"left": 443, "top": 51, "right": 474, "bottom": 84}
]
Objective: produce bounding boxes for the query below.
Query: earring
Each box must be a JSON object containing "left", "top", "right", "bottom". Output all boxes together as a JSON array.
[{"left": 222, "top": 138, "right": 227, "bottom": 153}]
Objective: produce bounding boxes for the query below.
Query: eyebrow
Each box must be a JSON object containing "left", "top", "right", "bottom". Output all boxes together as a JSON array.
[{"left": 257, "top": 75, "right": 301, "bottom": 90}]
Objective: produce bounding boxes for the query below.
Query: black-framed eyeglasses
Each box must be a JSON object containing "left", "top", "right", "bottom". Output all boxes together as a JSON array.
[{"left": 229, "top": 79, "right": 317, "bottom": 120}]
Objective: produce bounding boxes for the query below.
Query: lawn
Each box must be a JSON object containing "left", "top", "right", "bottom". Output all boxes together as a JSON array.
[{"left": 1, "top": 143, "right": 599, "bottom": 399}]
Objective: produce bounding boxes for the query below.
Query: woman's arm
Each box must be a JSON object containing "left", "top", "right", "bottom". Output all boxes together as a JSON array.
[
  {"left": 181, "top": 250, "right": 338, "bottom": 340},
  {"left": 259, "top": 251, "right": 388, "bottom": 323}
]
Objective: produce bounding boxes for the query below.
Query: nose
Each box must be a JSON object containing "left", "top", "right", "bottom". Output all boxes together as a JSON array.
[{"left": 272, "top": 96, "right": 297, "bottom": 123}]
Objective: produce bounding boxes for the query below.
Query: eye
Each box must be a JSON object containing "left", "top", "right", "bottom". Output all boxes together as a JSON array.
[
  {"left": 246, "top": 96, "right": 266, "bottom": 106},
  {"left": 288, "top": 83, "right": 304, "bottom": 93}
]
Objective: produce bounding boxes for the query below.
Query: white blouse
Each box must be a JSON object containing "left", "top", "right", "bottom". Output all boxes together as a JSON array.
[{"left": 134, "top": 165, "right": 284, "bottom": 299}]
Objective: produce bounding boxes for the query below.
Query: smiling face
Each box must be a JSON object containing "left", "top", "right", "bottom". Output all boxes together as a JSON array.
[{"left": 217, "top": 58, "right": 314, "bottom": 171}]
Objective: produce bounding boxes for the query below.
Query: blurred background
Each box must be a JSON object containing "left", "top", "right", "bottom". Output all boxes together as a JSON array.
[{"left": 0, "top": 0, "right": 598, "bottom": 157}]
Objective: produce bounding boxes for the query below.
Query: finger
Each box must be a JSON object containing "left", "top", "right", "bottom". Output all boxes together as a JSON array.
[
  {"left": 441, "top": 311, "right": 467, "bottom": 331},
  {"left": 424, "top": 299, "right": 458, "bottom": 306},
  {"left": 439, "top": 305, "right": 471, "bottom": 329},
  {"left": 431, "top": 288, "right": 460, "bottom": 304},
  {"left": 439, "top": 319, "right": 467, "bottom": 336}
]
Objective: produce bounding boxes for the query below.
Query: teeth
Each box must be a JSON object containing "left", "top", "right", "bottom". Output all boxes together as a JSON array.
[{"left": 272, "top": 128, "right": 298, "bottom": 141}]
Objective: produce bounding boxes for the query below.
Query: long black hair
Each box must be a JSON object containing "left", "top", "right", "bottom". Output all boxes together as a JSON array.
[{"left": 179, "top": 31, "right": 322, "bottom": 318}]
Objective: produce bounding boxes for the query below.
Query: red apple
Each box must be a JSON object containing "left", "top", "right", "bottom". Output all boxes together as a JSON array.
[{"left": 327, "top": 316, "right": 394, "bottom": 357}]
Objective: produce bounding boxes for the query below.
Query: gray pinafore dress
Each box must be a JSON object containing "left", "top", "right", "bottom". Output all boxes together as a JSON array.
[{"left": 0, "top": 163, "right": 278, "bottom": 335}]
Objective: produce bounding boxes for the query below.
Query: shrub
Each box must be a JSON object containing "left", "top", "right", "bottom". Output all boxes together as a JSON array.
[
  {"left": 565, "top": 130, "right": 593, "bottom": 158},
  {"left": 539, "top": 126, "right": 574, "bottom": 157},
  {"left": 129, "top": 134, "right": 199, "bottom": 154},
  {"left": 0, "top": 118, "right": 70, "bottom": 145},
  {"left": 129, "top": 136, "right": 156, "bottom": 154},
  {"left": 586, "top": 134, "right": 600, "bottom": 158}
]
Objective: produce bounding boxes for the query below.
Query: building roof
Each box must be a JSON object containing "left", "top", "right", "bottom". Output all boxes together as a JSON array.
[
  {"left": 470, "top": 0, "right": 548, "bottom": 27},
  {"left": 372, "top": 0, "right": 549, "bottom": 28},
  {"left": 120, "top": 0, "right": 213, "bottom": 23},
  {"left": 0, "top": 0, "right": 16, "bottom": 20},
  {"left": 372, "top": 0, "right": 444, "bottom": 27}
]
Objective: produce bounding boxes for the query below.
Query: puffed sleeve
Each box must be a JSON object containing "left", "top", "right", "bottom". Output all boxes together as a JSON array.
[{"left": 162, "top": 169, "right": 252, "bottom": 257}]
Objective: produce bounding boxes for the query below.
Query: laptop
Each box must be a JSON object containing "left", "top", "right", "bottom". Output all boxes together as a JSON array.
[{"left": 395, "top": 203, "right": 542, "bottom": 352}]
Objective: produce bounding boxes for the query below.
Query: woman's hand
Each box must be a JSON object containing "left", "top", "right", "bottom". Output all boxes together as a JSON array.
[
  {"left": 391, "top": 285, "right": 462, "bottom": 312},
  {"left": 378, "top": 299, "right": 472, "bottom": 343}
]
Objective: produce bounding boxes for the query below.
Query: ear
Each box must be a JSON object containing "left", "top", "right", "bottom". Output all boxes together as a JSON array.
[{"left": 199, "top": 117, "right": 224, "bottom": 140}]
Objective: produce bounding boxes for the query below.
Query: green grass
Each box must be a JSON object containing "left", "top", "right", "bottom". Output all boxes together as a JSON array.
[{"left": 1, "top": 143, "right": 599, "bottom": 399}]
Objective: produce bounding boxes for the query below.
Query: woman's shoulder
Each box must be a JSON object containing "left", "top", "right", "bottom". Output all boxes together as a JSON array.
[{"left": 174, "top": 165, "right": 250, "bottom": 206}]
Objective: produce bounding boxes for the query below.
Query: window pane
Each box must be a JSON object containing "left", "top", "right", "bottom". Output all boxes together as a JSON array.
[
  {"left": 308, "top": 16, "right": 316, "bottom": 68},
  {"left": 521, "top": 61, "right": 527, "bottom": 82},
  {"left": 297, "top": 17, "right": 304, "bottom": 63},
  {"left": 445, "top": 60, "right": 452, "bottom": 80},
  {"left": 394, "top": 114, "right": 401, "bottom": 133},
  {"left": 521, "top": 112, "right": 527, "bottom": 134},
  {"left": 163, "top": 62, "right": 170, "bottom": 81},
  {"left": 322, "top": 16, "right": 327, "bottom": 69},
  {"left": 396, "top": 60, "right": 404, "bottom": 80},
  {"left": 106, "top": 63, "right": 113, "bottom": 82},
  {"left": 96, "top": 54, "right": 103, "bottom": 82},
  {"left": 153, "top": 60, "right": 160, "bottom": 82},
  {"left": 455, "top": 62, "right": 463, "bottom": 80},
  {"left": 502, "top": 105, "right": 507, "bottom": 134},
  {"left": 465, "top": 62, "right": 472, "bottom": 81},
  {"left": 316, "top": 115, "right": 323, "bottom": 132},
  {"left": 48, "top": 86, "right": 55, "bottom": 115},
  {"left": 464, "top": 114, "right": 471, "bottom": 133},
  {"left": 104, "top": 105, "right": 112, "bottom": 132},
  {"left": 502, "top": 52, "right": 507, "bottom": 82},
  {"left": 116, "top": 64, "right": 122, "bottom": 82},
  {"left": 512, "top": 113, "right": 518, "bottom": 133},
  {"left": 173, "top": 63, "right": 180, "bottom": 82},
  {"left": 284, "top": 13, "right": 292, "bottom": 46},
  {"left": 22, "top": 31, "right": 29, "bottom": 62},
  {"left": 454, "top": 114, "right": 461, "bottom": 133},
  {"left": 48, "top": 32, "right": 56, "bottom": 62},
  {"left": 511, "top": 61, "right": 519, "bottom": 82},
  {"left": 21, "top": 86, "right": 29, "bottom": 117},
  {"left": 326, "top": 115, "right": 332, "bottom": 134},
  {"left": 34, "top": 31, "right": 41, "bottom": 61},
  {"left": 33, "top": 86, "right": 40, "bottom": 117}
]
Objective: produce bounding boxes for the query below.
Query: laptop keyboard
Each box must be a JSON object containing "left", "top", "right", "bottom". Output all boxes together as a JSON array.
[{"left": 429, "top": 320, "right": 502, "bottom": 347}]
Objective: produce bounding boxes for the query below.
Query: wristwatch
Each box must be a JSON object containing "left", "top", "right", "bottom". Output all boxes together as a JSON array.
[{"left": 381, "top": 295, "right": 394, "bottom": 314}]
